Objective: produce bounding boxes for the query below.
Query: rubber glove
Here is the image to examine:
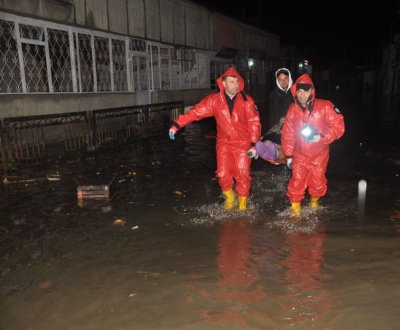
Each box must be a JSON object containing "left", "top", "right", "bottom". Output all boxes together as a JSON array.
[
  {"left": 286, "top": 157, "right": 292, "bottom": 170},
  {"left": 169, "top": 127, "right": 177, "bottom": 140},
  {"left": 247, "top": 147, "right": 258, "bottom": 159}
]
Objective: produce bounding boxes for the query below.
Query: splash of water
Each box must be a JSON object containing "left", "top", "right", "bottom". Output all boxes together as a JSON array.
[
  {"left": 270, "top": 206, "right": 320, "bottom": 234},
  {"left": 188, "top": 202, "right": 258, "bottom": 226}
]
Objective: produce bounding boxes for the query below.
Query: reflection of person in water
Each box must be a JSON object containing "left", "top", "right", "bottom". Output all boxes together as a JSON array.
[
  {"left": 196, "top": 219, "right": 267, "bottom": 327},
  {"left": 280, "top": 225, "right": 333, "bottom": 325},
  {"left": 217, "top": 220, "right": 262, "bottom": 295}
]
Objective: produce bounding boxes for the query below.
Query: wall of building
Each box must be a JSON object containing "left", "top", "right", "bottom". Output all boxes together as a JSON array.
[
  {"left": 0, "top": 89, "right": 211, "bottom": 118},
  {"left": 212, "top": 14, "right": 279, "bottom": 57},
  {"left": 0, "top": 0, "right": 75, "bottom": 23},
  {"left": 0, "top": 0, "right": 280, "bottom": 118},
  {"left": 0, "top": 0, "right": 213, "bottom": 47},
  {"left": 0, "top": 93, "right": 136, "bottom": 118}
]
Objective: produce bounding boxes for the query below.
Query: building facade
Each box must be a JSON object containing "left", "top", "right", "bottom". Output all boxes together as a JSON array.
[{"left": 0, "top": 0, "right": 282, "bottom": 118}]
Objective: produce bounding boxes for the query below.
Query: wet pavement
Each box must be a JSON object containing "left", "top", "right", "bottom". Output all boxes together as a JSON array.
[{"left": 1, "top": 116, "right": 400, "bottom": 330}]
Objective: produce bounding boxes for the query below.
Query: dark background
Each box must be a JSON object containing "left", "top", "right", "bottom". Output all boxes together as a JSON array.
[
  {"left": 195, "top": 1, "right": 400, "bottom": 148},
  {"left": 196, "top": 0, "right": 400, "bottom": 68}
]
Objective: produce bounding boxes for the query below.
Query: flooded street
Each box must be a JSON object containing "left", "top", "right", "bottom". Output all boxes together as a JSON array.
[{"left": 1, "top": 118, "right": 400, "bottom": 330}]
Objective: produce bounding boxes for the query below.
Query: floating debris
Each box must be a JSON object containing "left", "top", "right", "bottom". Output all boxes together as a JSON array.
[
  {"left": 3, "top": 176, "right": 43, "bottom": 184},
  {"left": 2, "top": 172, "right": 60, "bottom": 184},
  {"left": 46, "top": 173, "right": 61, "bottom": 181},
  {"left": 113, "top": 219, "right": 126, "bottom": 226},
  {"left": 77, "top": 177, "right": 115, "bottom": 200}
]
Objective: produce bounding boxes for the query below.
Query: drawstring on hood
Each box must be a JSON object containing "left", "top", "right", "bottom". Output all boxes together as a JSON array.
[{"left": 275, "top": 68, "right": 293, "bottom": 92}]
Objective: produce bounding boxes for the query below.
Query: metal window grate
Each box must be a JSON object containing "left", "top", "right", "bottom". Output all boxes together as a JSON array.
[
  {"left": 130, "top": 55, "right": 148, "bottom": 91},
  {"left": 0, "top": 12, "right": 217, "bottom": 94},
  {"left": 76, "top": 33, "right": 93, "bottom": 92},
  {"left": 22, "top": 43, "right": 48, "bottom": 92},
  {"left": 112, "top": 39, "right": 127, "bottom": 91},
  {"left": 48, "top": 28, "right": 73, "bottom": 92},
  {"left": 130, "top": 38, "right": 146, "bottom": 52},
  {"left": 149, "top": 45, "right": 160, "bottom": 90},
  {"left": 19, "top": 24, "right": 44, "bottom": 41},
  {"left": 0, "top": 19, "right": 22, "bottom": 93},
  {"left": 160, "top": 46, "right": 171, "bottom": 90},
  {"left": 94, "top": 36, "right": 111, "bottom": 91}
]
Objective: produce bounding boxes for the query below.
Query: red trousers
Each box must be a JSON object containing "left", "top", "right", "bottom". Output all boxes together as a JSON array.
[
  {"left": 287, "top": 151, "right": 329, "bottom": 203},
  {"left": 216, "top": 143, "right": 251, "bottom": 197}
]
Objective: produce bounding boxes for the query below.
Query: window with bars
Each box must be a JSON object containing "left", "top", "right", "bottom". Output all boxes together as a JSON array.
[
  {"left": 129, "top": 38, "right": 147, "bottom": 92},
  {"left": 112, "top": 39, "right": 127, "bottom": 92},
  {"left": 48, "top": 28, "right": 73, "bottom": 92},
  {"left": 0, "top": 19, "right": 21, "bottom": 93},
  {"left": 0, "top": 14, "right": 212, "bottom": 94}
]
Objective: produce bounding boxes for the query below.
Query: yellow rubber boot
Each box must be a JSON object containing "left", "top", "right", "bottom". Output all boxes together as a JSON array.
[
  {"left": 291, "top": 202, "right": 301, "bottom": 217},
  {"left": 222, "top": 189, "right": 235, "bottom": 210},
  {"left": 238, "top": 196, "right": 247, "bottom": 211},
  {"left": 310, "top": 197, "right": 319, "bottom": 209}
]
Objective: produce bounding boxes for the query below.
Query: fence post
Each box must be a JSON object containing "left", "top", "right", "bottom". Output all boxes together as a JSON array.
[
  {"left": 86, "top": 110, "right": 97, "bottom": 151},
  {"left": 0, "top": 120, "right": 7, "bottom": 172}
]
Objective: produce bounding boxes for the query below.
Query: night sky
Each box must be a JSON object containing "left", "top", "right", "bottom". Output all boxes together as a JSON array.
[{"left": 196, "top": 0, "right": 399, "bottom": 68}]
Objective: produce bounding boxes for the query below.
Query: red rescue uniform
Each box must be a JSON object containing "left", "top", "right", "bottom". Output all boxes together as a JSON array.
[
  {"left": 171, "top": 67, "right": 261, "bottom": 197},
  {"left": 281, "top": 74, "right": 345, "bottom": 203}
]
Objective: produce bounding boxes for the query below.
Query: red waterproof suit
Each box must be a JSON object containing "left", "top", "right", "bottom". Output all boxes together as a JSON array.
[
  {"left": 171, "top": 67, "right": 261, "bottom": 197},
  {"left": 281, "top": 74, "right": 345, "bottom": 202}
]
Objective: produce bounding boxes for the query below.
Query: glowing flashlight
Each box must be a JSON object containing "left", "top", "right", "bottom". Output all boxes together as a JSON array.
[
  {"left": 301, "top": 124, "right": 317, "bottom": 142},
  {"left": 301, "top": 125, "right": 312, "bottom": 137}
]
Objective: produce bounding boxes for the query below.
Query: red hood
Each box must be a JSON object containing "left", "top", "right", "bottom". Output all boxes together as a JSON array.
[
  {"left": 216, "top": 67, "right": 245, "bottom": 93},
  {"left": 290, "top": 73, "right": 316, "bottom": 103}
]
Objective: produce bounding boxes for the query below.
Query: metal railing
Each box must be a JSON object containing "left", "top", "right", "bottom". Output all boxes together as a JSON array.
[{"left": 0, "top": 101, "right": 183, "bottom": 169}]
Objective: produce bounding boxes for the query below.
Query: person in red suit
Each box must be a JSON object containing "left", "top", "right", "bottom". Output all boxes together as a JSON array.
[
  {"left": 169, "top": 67, "right": 261, "bottom": 211},
  {"left": 281, "top": 73, "right": 345, "bottom": 216}
]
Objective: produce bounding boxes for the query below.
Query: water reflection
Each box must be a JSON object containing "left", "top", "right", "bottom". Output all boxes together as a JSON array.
[
  {"left": 197, "top": 218, "right": 268, "bottom": 327},
  {"left": 191, "top": 219, "right": 335, "bottom": 328},
  {"left": 216, "top": 219, "right": 265, "bottom": 301},
  {"left": 280, "top": 223, "right": 333, "bottom": 326}
]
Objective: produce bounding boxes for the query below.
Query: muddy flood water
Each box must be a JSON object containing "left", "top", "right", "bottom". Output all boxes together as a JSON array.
[{"left": 1, "top": 117, "right": 400, "bottom": 330}]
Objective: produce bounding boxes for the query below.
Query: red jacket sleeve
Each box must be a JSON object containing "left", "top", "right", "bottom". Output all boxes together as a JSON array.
[
  {"left": 173, "top": 95, "right": 215, "bottom": 130},
  {"left": 246, "top": 97, "right": 261, "bottom": 144},
  {"left": 320, "top": 103, "right": 345, "bottom": 144}
]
